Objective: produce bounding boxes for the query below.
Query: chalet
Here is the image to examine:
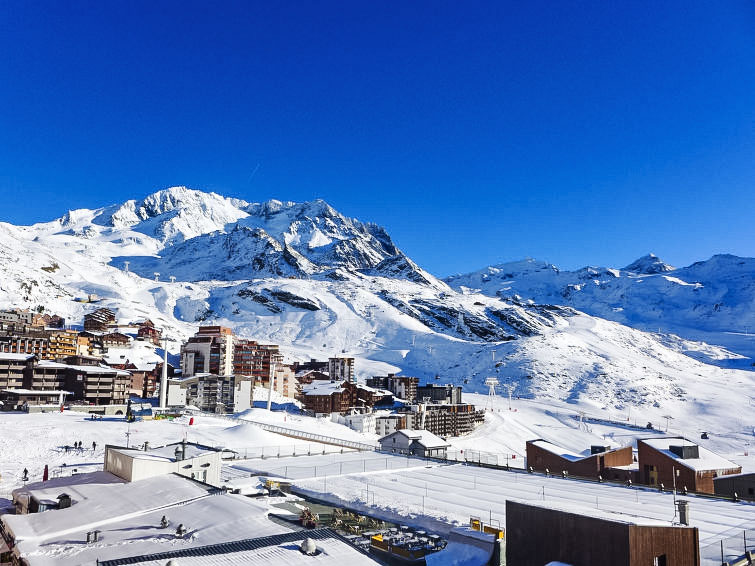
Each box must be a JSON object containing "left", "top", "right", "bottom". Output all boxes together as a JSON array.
[
  {"left": 101, "top": 332, "right": 131, "bottom": 348},
  {"left": 298, "top": 380, "right": 392, "bottom": 415},
  {"left": 637, "top": 437, "right": 741, "bottom": 494},
  {"left": 294, "top": 369, "right": 331, "bottom": 384},
  {"left": 136, "top": 319, "right": 162, "bottom": 345},
  {"left": 299, "top": 380, "right": 350, "bottom": 414},
  {"left": 378, "top": 429, "right": 449, "bottom": 458},
  {"left": 506, "top": 500, "right": 701, "bottom": 566},
  {"left": 526, "top": 439, "right": 636, "bottom": 481},
  {"left": 83, "top": 308, "right": 116, "bottom": 332}
]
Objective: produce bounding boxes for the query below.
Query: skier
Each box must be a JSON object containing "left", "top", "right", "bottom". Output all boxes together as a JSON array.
[{"left": 92, "top": 441, "right": 97, "bottom": 451}]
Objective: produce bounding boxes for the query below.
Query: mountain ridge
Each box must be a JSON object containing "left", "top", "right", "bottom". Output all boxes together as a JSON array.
[{"left": 0, "top": 186, "right": 752, "bottom": 420}]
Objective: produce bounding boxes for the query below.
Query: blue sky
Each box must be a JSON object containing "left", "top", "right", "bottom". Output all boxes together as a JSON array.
[{"left": 1, "top": 1, "right": 753, "bottom": 276}]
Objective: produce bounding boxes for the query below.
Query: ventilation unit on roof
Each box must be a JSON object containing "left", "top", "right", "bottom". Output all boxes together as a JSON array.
[{"left": 669, "top": 444, "right": 699, "bottom": 460}]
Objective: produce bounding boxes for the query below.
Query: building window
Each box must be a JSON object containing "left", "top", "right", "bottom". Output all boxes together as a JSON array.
[{"left": 654, "top": 555, "right": 667, "bottom": 566}]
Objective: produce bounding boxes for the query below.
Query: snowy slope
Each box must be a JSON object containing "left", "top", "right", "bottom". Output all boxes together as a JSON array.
[{"left": 446, "top": 254, "right": 755, "bottom": 363}]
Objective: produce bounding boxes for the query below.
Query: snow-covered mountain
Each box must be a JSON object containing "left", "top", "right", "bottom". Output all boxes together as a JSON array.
[
  {"left": 446, "top": 254, "right": 755, "bottom": 364},
  {"left": 1, "top": 187, "right": 753, "bottom": 420}
]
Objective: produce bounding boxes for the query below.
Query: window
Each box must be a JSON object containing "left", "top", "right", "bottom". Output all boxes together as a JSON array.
[{"left": 654, "top": 555, "right": 667, "bottom": 566}]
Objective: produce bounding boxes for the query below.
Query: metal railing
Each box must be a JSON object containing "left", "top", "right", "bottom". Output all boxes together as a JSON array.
[{"left": 701, "top": 530, "right": 755, "bottom": 566}]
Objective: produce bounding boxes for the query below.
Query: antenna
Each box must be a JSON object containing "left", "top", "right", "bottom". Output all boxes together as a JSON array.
[
  {"left": 123, "top": 261, "right": 130, "bottom": 273},
  {"left": 663, "top": 415, "right": 673, "bottom": 433},
  {"left": 484, "top": 377, "right": 499, "bottom": 411},
  {"left": 153, "top": 272, "right": 160, "bottom": 282}
]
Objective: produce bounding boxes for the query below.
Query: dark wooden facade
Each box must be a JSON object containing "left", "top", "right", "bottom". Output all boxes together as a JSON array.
[
  {"left": 506, "top": 500, "right": 700, "bottom": 566},
  {"left": 526, "top": 440, "right": 634, "bottom": 479},
  {"left": 713, "top": 473, "right": 755, "bottom": 500},
  {"left": 637, "top": 439, "right": 741, "bottom": 495}
]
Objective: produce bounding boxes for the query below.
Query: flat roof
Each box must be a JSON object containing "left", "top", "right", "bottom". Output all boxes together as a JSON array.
[
  {"left": 508, "top": 498, "right": 675, "bottom": 527},
  {"left": 1, "top": 388, "right": 71, "bottom": 395},
  {"left": 110, "top": 442, "right": 220, "bottom": 462},
  {"left": 0, "top": 352, "right": 35, "bottom": 361},
  {"left": 4, "top": 473, "right": 211, "bottom": 547},
  {"left": 7, "top": 485, "right": 331, "bottom": 566}
]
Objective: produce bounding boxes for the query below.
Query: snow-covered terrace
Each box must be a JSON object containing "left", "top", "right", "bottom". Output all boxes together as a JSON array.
[
  {"left": 3, "top": 473, "right": 377, "bottom": 566},
  {"left": 242, "top": 452, "right": 755, "bottom": 545}
]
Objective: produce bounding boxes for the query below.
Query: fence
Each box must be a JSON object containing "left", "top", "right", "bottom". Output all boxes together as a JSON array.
[
  {"left": 244, "top": 453, "right": 425, "bottom": 481},
  {"left": 195, "top": 411, "right": 377, "bottom": 452},
  {"left": 235, "top": 443, "right": 355, "bottom": 460},
  {"left": 701, "top": 530, "right": 755, "bottom": 566}
]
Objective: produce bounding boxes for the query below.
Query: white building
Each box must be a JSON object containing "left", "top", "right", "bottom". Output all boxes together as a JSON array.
[
  {"left": 104, "top": 441, "right": 223, "bottom": 485},
  {"left": 332, "top": 411, "right": 377, "bottom": 434}
]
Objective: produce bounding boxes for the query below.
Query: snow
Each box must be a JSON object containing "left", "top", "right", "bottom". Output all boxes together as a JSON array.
[
  {"left": 640, "top": 437, "right": 740, "bottom": 472},
  {"left": 289, "top": 454, "right": 755, "bottom": 545},
  {"left": 527, "top": 439, "right": 585, "bottom": 462},
  {"left": 0, "top": 352, "right": 35, "bottom": 361}
]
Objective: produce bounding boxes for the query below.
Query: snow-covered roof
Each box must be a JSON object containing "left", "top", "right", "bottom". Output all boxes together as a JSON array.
[
  {"left": 36, "top": 360, "right": 130, "bottom": 375},
  {"left": 300, "top": 380, "right": 345, "bottom": 396},
  {"left": 7, "top": 482, "right": 352, "bottom": 566},
  {"left": 1, "top": 388, "right": 71, "bottom": 395},
  {"left": 508, "top": 498, "right": 673, "bottom": 527},
  {"left": 4, "top": 473, "right": 211, "bottom": 546},
  {"left": 392, "top": 428, "right": 449, "bottom": 449},
  {"left": 528, "top": 439, "right": 585, "bottom": 462},
  {"left": 0, "top": 352, "right": 35, "bottom": 362},
  {"left": 120, "top": 532, "right": 381, "bottom": 565},
  {"left": 111, "top": 442, "right": 220, "bottom": 462},
  {"left": 640, "top": 437, "right": 740, "bottom": 472}
]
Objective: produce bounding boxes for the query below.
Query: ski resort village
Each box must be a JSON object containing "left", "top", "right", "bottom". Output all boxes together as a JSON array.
[{"left": 0, "top": 189, "right": 753, "bottom": 566}]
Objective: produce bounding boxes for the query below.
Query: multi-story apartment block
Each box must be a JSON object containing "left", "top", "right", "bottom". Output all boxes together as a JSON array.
[
  {"left": 328, "top": 357, "right": 355, "bottom": 384},
  {"left": 366, "top": 374, "right": 419, "bottom": 402},
  {"left": 170, "top": 373, "right": 252, "bottom": 413},
  {"left": 180, "top": 326, "right": 235, "bottom": 377}
]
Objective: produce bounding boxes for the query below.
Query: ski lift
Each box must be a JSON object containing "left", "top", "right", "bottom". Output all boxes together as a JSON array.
[{"left": 700, "top": 431, "right": 709, "bottom": 440}]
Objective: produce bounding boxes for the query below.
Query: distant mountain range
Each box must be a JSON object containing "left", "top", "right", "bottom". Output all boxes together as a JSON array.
[
  {"left": 445, "top": 253, "right": 755, "bottom": 362},
  {"left": 0, "top": 186, "right": 752, "bottom": 417}
]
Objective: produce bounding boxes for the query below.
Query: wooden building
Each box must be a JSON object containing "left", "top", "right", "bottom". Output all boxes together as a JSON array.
[
  {"left": 506, "top": 500, "right": 700, "bottom": 566},
  {"left": 298, "top": 380, "right": 391, "bottom": 415},
  {"left": 136, "top": 319, "right": 162, "bottom": 345},
  {"left": 83, "top": 308, "right": 116, "bottom": 332},
  {"left": 101, "top": 332, "right": 131, "bottom": 348},
  {"left": 713, "top": 472, "right": 755, "bottom": 500},
  {"left": 637, "top": 437, "right": 741, "bottom": 494},
  {"left": 526, "top": 439, "right": 636, "bottom": 480}
]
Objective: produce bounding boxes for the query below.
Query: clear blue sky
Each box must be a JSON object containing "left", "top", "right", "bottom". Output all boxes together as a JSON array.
[{"left": 1, "top": 1, "right": 753, "bottom": 276}]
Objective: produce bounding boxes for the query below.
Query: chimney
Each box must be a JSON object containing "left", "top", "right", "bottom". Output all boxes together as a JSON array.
[{"left": 677, "top": 500, "right": 690, "bottom": 525}]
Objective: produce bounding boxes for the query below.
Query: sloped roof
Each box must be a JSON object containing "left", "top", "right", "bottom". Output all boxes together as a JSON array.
[{"left": 640, "top": 437, "right": 740, "bottom": 472}]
